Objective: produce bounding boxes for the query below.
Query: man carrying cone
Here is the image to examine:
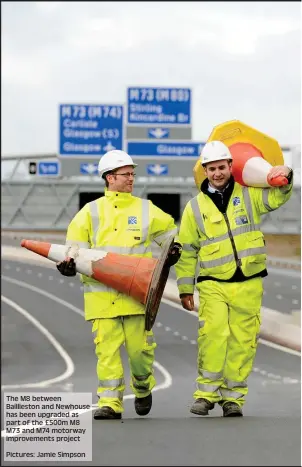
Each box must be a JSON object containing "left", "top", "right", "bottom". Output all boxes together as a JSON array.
[
  {"left": 56, "top": 150, "right": 182, "bottom": 420},
  {"left": 175, "top": 140, "right": 293, "bottom": 418}
]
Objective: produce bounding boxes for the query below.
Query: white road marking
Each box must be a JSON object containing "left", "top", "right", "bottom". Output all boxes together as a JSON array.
[
  {"left": 292, "top": 299, "right": 299, "bottom": 305},
  {"left": 38, "top": 272, "right": 43, "bottom": 277},
  {"left": 1, "top": 275, "right": 172, "bottom": 438},
  {"left": 164, "top": 326, "right": 171, "bottom": 332},
  {"left": 26, "top": 269, "right": 32, "bottom": 274},
  {"left": 1, "top": 295, "right": 74, "bottom": 389},
  {"left": 276, "top": 294, "right": 283, "bottom": 300},
  {"left": 274, "top": 282, "right": 281, "bottom": 287},
  {"left": 1, "top": 360, "right": 172, "bottom": 439},
  {"left": 292, "top": 285, "right": 298, "bottom": 290}
]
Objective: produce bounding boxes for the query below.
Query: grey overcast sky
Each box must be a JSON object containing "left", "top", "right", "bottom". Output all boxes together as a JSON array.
[{"left": 1, "top": 1, "right": 301, "bottom": 156}]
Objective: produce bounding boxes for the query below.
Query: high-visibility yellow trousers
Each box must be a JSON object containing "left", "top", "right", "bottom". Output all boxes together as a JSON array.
[
  {"left": 194, "top": 277, "right": 263, "bottom": 407},
  {"left": 91, "top": 315, "right": 157, "bottom": 413}
]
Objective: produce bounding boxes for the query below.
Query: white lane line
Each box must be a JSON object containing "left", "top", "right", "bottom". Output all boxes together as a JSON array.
[
  {"left": 1, "top": 295, "right": 74, "bottom": 389},
  {"left": 1, "top": 360, "right": 172, "bottom": 439},
  {"left": 161, "top": 297, "right": 301, "bottom": 357},
  {"left": 1, "top": 275, "right": 172, "bottom": 437},
  {"left": 292, "top": 285, "right": 298, "bottom": 290},
  {"left": 276, "top": 294, "right": 283, "bottom": 300},
  {"left": 292, "top": 299, "right": 299, "bottom": 305}
]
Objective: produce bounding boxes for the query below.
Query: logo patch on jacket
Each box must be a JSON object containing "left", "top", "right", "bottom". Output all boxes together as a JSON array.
[
  {"left": 233, "top": 197, "right": 241, "bottom": 206},
  {"left": 128, "top": 216, "right": 137, "bottom": 225},
  {"left": 235, "top": 215, "right": 248, "bottom": 225}
]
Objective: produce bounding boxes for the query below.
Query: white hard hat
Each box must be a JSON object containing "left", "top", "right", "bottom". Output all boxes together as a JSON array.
[
  {"left": 200, "top": 141, "right": 233, "bottom": 165},
  {"left": 98, "top": 150, "right": 137, "bottom": 177}
]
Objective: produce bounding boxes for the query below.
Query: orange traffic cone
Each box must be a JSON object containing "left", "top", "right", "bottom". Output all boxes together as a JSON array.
[
  {"left": 21, "top": 236, "right": 175, "bottom": 331},
  {"left": 229, "top": 142, "right": 288, "bottom": 188}
]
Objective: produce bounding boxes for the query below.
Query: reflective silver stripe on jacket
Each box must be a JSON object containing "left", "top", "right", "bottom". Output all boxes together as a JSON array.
[
  {"left": 242, "top": 186, "right": 255, "bottom": 224},
  {"left": 89, "top": 200, "right": 100, "bottom": 247},
  {"left": 177, "top": 277, "right": 195, "bottom": 286},
  {"left": 200, "top": 246, "right": 266, "bottom": 269},
  {"left": 220, "top": 388, "right": 245, "bottom": 399},
  {"left": 141, "top": 198, "right": 150, "bottom": 243},
  {"left": 199, "top": 223, "right": 261, "bottom": 248},
  {"left": 98, "top": 377, "right": 125, "bottom": 388},
  {"left": 190, "top": 196, "right": 205, "bottom": 233},
  {"left": 199, "top": 369, "right": 223, "bottom": 380},
  {"left": 89, "top": 199, "right": 150, "bottom": 253}
]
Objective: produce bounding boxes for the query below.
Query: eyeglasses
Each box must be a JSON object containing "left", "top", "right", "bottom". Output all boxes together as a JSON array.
[{"left": 113, "top": 172, "right": 136, "bottom": 178}]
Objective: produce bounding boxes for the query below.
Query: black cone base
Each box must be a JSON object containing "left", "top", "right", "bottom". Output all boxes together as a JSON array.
[{"left": 145, "top": 234, "right": 175, "bottom": 331}]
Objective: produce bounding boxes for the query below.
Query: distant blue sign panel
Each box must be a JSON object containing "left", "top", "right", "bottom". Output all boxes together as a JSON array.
[
  {"left": 127, "top": 88, "right": 191, "bottom": 125},
  {"left": 147, "top": 164, "right": 169, "bottom": 176},
  {"left": 80, "top": 163, "right": 98, "bottom": 175},
  {"left": 59, "top": 104, "right": 123, "bottom": 157},
  {"left": 127, "top": 141, "right": 205, "bottom": 158},
  {"left": 38, "top": 161, "right": 60, "bottom": 176}
]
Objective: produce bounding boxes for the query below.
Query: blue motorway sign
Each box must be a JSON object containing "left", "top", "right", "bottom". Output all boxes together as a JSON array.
[
  {"left": 38, "top": 161, "right": 60, "bottom": 176},
  {"left": 147, "top": 164, "right": 168, "bottom": 176},
  {"left": 80, "top": 163, "right": 98, "bottom": 175},
  {"left": 59, "top": 104, "right": 124, "bottom": 157},
  {"left": 127, "top": 141, "right": 205, "bottom": 158},
  {"left": 127, "top": 87, "right": 191, "bottom": 125}
]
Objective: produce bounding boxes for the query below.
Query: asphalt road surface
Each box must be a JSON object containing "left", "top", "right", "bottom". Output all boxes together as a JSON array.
[
  {"left": 2, "top": 235, "right": 301, "bottom": 315},
  {"left": 1, "top": 259, "right": 301, "bottom": 466}
]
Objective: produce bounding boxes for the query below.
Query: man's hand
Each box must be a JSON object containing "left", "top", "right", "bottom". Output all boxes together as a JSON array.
[
  {"left": 180, "top": 294, "right": 194, "bottom": 311},
  {"left": 165, "top": 242, "right": 182, "bottom": 267},
  {"left": 56, "top": 257, "right": 77, "bottom": 276},
  {"left": 267, "top": 165, "right": 291, "bottom": 182}
]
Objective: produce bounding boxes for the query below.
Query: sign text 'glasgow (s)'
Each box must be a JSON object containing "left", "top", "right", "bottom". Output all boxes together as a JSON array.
[{"left": 59, "top": 104, "right": 124, "bottom": 157}]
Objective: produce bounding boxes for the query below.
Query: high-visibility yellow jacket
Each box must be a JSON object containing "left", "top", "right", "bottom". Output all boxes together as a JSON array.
[
  {"left": 175, "top": 180, "right": 293, "bottom": 295},
  {"left": 65, "top": 190, "right": 177, "bottom": 320}
]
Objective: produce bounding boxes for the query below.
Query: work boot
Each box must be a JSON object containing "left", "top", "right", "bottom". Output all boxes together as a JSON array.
[
  {"left": 134, "top": 393, "right": 152, "bottom": 416},
  {"left": 222, "top": 402, "right": 243, "bottom": 417},
  {"left": 190, "top": 398, "right": 215, "bottom": 416},
  {"left": 93, "top": 406, "right": 122, "bottom": 420}
]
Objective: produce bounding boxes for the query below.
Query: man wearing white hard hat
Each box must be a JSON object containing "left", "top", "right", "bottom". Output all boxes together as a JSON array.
[
  {"left": 175, "top": 141, "right": 293, "bottom": 417},
  {"left": 57, "top": 150, "right": 182, "bottom": 420}
]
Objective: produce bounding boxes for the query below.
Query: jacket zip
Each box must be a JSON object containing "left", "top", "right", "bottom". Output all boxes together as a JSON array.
[{"left": 223, "top": 213, "right": 242, "bottom": 268}]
